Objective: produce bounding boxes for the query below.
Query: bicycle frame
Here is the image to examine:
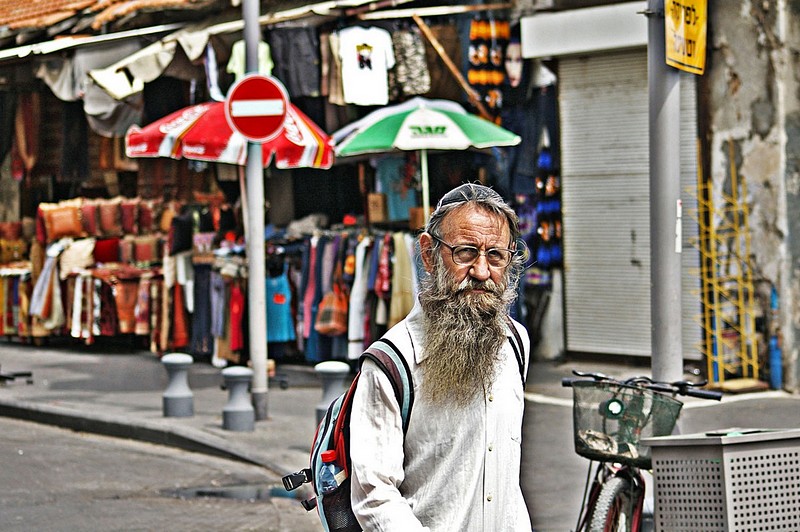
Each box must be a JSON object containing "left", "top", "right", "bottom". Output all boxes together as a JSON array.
[
  {"left": 563, "top": 370, "right": 721, "bottom": 532},
  {"left": 575, "top": 461, "right": 646, "bottom": 532}
]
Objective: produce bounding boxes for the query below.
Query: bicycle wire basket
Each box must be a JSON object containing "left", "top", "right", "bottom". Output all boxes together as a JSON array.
[{"left": 570, "top": 380, "right": 683, "bottom": 468}]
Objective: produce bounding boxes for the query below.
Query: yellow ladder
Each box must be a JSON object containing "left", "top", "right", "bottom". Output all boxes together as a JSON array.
[{"left": 691, "top": 139, "right": 761, "bottom": 389}]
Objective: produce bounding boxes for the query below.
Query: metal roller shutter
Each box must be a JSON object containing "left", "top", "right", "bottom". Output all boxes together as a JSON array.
[{"left": 560, "top": 50, "right": 701, "bottom": 359}]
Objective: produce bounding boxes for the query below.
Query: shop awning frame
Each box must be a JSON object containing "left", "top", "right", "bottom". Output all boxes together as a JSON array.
[{"left": 0, "top": 23, "right": 186, "bottom": 63}]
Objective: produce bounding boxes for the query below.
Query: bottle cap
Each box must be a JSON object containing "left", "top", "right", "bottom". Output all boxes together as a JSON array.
[{"left": 321, "top": 450, "right": 337, "bottom": 463}]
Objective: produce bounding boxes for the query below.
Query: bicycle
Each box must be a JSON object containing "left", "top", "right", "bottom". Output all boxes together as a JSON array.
[{"left": 561, "top": 369, "right": 722, "bottom": 532}]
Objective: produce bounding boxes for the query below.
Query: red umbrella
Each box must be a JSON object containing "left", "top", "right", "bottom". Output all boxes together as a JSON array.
[{"left": 125, "top": 101, "right": 334, "bottom": 169}]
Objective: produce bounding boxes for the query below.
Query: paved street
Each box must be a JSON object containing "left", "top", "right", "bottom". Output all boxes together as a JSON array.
[{"left": 0, "top": 416, "right": 322, "bottom": 532}]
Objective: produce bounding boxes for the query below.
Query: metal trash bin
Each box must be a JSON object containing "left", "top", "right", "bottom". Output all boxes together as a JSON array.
[{"left": 642, "top": 428, "right": 800, "bottom": 532}]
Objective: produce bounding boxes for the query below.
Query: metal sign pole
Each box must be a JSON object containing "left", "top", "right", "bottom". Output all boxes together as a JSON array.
[
  {"left": 242, "top": 0, "right": 269, "bottom": 420},
  {"left": 648, "top": 0, "right": 683, "bottom": 382}
]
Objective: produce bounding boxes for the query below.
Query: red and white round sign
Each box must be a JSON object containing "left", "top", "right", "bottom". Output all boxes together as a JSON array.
[{"left": 225, "top": 75, "right": 289, "bottom": 142}]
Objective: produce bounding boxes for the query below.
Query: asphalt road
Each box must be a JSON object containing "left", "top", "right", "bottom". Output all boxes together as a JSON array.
[{"left": 0, "top": 417, "right": 323, "bottom": 532}]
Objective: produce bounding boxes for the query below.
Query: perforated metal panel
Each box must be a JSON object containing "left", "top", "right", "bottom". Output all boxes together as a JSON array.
[{"left": 645, "top": 430, "right": 800, "bottom": 531}]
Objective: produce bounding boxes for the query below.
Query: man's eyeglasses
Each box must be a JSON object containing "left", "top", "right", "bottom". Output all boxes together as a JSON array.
[{"left": 430, "top": 234, "right": 514, "bottom": 268}]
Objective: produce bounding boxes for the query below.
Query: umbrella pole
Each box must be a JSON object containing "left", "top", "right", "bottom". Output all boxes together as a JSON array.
[{"left": 421, "top": 148, "right": 430, "bottom": 226}]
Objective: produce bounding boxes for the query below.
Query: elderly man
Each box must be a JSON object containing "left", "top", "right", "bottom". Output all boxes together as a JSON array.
[{"left": 350, "top": 183, "right": 532, "bottom": 531}]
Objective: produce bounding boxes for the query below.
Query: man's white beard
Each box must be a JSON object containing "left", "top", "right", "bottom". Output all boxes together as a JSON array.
[{"left": 417, "top": 256, "right": 517, "bottom": 406}]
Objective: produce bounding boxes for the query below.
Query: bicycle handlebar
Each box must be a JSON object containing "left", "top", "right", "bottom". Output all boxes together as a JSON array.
[{"left": 561, "top": 369, "right": 723, "bottom": 401}]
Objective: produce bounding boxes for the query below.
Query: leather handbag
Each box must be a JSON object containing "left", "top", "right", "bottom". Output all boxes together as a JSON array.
[{"left": 314, "top": 284, "right": 349, "bottom": 336}]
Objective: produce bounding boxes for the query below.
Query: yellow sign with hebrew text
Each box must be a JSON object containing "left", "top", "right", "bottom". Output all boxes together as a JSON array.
[{"left": 665, "top": 0, "right": 707, "bottom": 75}]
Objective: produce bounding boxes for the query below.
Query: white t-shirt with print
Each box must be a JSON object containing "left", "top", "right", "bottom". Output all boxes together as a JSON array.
[{"left": 338, "top": 26, "right": 395, "bottom": 106}]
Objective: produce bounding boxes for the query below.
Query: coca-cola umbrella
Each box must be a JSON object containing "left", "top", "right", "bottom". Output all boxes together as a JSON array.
[{"left": 125, "top": 100, "right": 334, "bottom": 169}]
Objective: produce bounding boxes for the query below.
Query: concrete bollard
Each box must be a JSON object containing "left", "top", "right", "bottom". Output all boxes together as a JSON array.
[
  {"left": 161, "top": 353, "right": 194, "bottom": 418},
  {"left": 222, "top": 366, "right": 255, "bottom": 432},
  {"left": 315, "top": 360, "right": 352, "bottom": 424}
]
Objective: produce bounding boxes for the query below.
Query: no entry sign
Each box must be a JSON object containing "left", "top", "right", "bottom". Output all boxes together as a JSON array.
[{"left": 225, "top": 75, "right": 289, "bottom": 142}]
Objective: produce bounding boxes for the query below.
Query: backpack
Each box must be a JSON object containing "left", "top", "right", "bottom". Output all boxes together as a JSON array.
[
  {"left": 282, "top": 338, "right": 414, "bottom": 532},
  {"left": 281, "top": 318, "right": 526, "bottom": 532}
]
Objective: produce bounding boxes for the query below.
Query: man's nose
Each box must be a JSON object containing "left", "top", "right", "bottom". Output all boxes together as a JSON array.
[{"left": 469, "top": 256, "right": 492, "bottom": 281}]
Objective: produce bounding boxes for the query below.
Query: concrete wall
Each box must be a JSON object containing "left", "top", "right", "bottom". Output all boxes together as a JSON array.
[{"left": 705, "top": 1, "right": 798, "bottom": 390}]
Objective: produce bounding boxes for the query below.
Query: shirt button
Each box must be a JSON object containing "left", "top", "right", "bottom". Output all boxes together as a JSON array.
[
  {"left": 487, "top": 495, "right": 493, "bottom": 502},
  {"left": 488, "top": 394, "right": 494, "bottom": 402},
  {"left": 488, "top": 444, "right": 494, "bottom": 451}
]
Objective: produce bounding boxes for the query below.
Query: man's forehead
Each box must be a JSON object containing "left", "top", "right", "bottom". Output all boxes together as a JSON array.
[{"left": 441, "top": 203, "right": 510, "bottom": 236}]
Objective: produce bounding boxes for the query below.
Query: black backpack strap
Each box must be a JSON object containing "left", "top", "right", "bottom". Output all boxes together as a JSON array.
[
  {"left": 360, "top": 337, "right": 414, "bottom": 434},
  {"left": 505, "top": 315, "right": 526, "bottom": 388}
]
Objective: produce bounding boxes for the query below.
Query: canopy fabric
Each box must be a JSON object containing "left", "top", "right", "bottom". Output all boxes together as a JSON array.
[
  {"left": 333, "top": 97, "right": 520, "bottom": 222},
  {"left": 334, "top": 97, "right": 520, "bottom": 156},
  {"left": 125, "top": 100, "right": 334, "bottom": 169}
]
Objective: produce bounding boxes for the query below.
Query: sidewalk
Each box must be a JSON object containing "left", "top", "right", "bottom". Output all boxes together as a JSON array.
[
  {"left": 0, "top": 339, "right": 324, "bottom": 479},
  {"left": 0, "top": 337, "right": 594, "bottom": 475}
]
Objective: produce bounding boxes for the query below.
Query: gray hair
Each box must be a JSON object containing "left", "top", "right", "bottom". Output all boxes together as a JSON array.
[
  {"left": 424, "top": 183, "right": 525, "bottom": 276},
  {"left": 425, "top": 183, "right": 521, "bottom": 245}
]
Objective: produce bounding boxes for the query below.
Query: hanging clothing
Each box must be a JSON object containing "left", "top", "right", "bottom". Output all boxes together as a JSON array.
[
  {"left": 134, "top": 273, "right": 152, "bottom": 337},
  {"left": 267, "top": 27, "right": 321, "bottom": 98},
  {"left": 71, "top": 41, "right": 144, "bottom": 137},
  {"left": 388, "top": 26, "right": 431, "bottom": 99},
  {"left": 226, "top": 40, "right": 274, "bottom": 82},
  {"left": 210, "top": 270, "right": 227, "bottom": 339},
  {"left": 375, "top": 156, "right": 417, "bottom": 222},
  {"left": 266, "top": 265, "right": 296, "bottom": 344},
  {"left": 60, "top": 101, "right": 89, "bottom": 184},
  {"left": 347, "top": 236, "right": 372, "bottom": 360},
  {"left": 337, "top": 25, "right": 395, "bottom": 106},
  {"left": 388, "top": 231, "right": 414, "bottom": 328},
  {"left": 229, "top": 281, "right": 245, "bottom": 352},
  {"left": 467, "top": 15, "right": 508, "bottom": 123},
  {"left": 190, "top": 263, "right": 213, "bottom": 357},
  {"left": 301, "top": 237, "right": 319, "bottom": 340}
]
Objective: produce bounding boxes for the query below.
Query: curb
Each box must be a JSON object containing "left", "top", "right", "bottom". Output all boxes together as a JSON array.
[{"left": 0, "top": 397, "right": 287, "bottom": 476}]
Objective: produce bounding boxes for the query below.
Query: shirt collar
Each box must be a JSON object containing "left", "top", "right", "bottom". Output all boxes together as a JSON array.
[{"left": 405, "top": 299, "right": 428, "bottom": 365}]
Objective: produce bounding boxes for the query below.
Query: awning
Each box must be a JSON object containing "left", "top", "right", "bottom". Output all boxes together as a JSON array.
[
  {"left": 88, "top": 0, "right": 414, "bottom": 100},
  {"left": 0, "top": 23, "right": 185, "bottom": 63},
  {"left": 520, "top": 2, "right": 647, "bottom": 59}
]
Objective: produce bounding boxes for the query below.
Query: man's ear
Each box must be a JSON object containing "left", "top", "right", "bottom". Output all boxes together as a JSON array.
[{"left": 419, "top": 232, "right": 435, "bottom": 273}]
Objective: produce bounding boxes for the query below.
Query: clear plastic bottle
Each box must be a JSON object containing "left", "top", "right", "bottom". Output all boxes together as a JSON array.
[{"left": 319, "top": 449, "right": 343, "bottom": 494}]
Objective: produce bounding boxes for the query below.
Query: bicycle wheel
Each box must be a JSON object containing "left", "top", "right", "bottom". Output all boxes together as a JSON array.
[{"left": 588, "top": 476, "right": 641, "bottom": 532}]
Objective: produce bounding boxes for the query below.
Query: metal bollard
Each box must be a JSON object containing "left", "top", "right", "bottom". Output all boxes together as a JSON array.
[
  {"left": 161, "top": 353, "right": 194, "bottom": 418},
  {"left": 315, "top": 361, "right": 352, "bottom": 424},
  {"left": 222, "top": 366, "right": 255, "bottom": 432}
]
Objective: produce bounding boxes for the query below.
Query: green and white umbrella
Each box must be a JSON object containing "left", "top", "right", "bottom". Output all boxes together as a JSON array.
[{"left": 333, "top": 97, "right": 521, "bottom": 223}]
